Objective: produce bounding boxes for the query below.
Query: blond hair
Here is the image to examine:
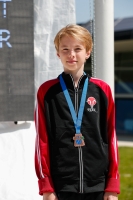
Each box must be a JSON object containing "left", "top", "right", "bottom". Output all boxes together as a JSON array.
[{"left": 54, "top": 24, "right": 93, "bottom": 52}]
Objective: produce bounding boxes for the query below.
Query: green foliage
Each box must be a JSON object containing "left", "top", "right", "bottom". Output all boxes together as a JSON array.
[{"left": 118, "top": 147, "right": 133, "bottom": 200}]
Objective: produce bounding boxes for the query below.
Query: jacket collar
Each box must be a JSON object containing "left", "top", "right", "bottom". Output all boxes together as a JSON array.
[{"left": 58, "top": 72, "right": 90, "bottom": 90}]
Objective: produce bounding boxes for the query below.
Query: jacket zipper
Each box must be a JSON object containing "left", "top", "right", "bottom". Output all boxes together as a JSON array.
[{"left": 70, "top": 75, "right": 84, "bottom": 193}]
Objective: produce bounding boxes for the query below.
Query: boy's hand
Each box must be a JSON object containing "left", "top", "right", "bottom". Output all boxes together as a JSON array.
[
  {"left": 104, "top": 192, "right": 118, "bottom": 200},
  {"left": 43, "top": 192, "right": 58, "bottom": 200}
]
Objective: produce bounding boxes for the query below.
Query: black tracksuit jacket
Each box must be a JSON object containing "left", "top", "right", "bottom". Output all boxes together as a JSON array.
[{"left": 34, "top": 72, "right": 120, "bottom": 195}]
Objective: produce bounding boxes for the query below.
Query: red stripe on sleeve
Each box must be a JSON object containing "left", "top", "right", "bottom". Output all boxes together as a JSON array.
[{"left": 34, "top": 78, "right": 59, "bottom": 195}]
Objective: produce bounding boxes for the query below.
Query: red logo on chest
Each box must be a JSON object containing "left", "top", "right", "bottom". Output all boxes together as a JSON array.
[{"left": 86, "top": 97, "right": 97, "bottom": 112}]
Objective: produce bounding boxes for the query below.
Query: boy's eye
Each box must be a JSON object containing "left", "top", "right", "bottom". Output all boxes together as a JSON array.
[
  {"left": 63, "top": 48, "right": 68, "bottom": 51},
  {"left": 75, "top": 48, "right": 81, "bottom": 51}
]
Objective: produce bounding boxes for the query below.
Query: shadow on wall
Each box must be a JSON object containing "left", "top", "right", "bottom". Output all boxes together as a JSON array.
[{"left": 0, "top": 121, "right": 31, "bottom": 134}]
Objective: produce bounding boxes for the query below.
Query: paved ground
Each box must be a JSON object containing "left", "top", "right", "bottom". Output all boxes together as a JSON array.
[{"left": 117, "top": 135, "right": 133, "bottom": 147}]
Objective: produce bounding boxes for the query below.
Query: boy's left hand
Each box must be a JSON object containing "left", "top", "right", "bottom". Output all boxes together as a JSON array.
[{"left": 104, "top": 192, "right": 118, "bottom": 200}]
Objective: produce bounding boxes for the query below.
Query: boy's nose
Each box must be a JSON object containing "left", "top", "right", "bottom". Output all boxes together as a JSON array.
[{"left": 68, "top": 50, "right": 75, "bottom": 57}]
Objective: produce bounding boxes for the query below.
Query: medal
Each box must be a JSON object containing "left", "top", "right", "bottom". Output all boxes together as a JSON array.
[
  {"left": 59, "top": 74, "right": 88, "bottom": 147},
  {"left": 73, "top": 133, "right": 85, "bottom": 147}
]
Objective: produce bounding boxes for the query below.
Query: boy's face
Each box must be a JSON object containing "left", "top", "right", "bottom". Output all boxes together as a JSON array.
[{"left": 57, "top": 35, "right": 90, "bottom": 74}]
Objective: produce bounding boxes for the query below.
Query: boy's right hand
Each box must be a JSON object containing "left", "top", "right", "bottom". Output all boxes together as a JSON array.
[{"left": 43, "top": 192, "right": 58, "bottom": 200}]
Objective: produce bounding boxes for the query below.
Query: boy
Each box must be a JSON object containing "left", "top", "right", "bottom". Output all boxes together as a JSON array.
[{"left": 34, "top": 24, "right": 120, "bottom": 200}]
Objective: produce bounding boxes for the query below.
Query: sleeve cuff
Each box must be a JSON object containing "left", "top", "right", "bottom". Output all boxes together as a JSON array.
[
  {"left": 38, "top": 177, "right": 55, "bottom": 195},
  {"left": 104, "top": 177, "right": 120, "bottom": 194}
]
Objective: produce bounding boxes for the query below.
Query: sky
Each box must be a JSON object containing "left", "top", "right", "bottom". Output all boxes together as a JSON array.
[{"left": 76, "top": 0, "right": 133, "bottom": 24}]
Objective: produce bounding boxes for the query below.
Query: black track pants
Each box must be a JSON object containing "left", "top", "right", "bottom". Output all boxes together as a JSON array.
[{"left": 57, "top": 192, "right": 104, "bottom": 200}]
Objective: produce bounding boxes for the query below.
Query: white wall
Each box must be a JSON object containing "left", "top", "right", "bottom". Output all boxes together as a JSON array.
[{"left": 34, "top": 0, "right": 76, "bottom": 94}]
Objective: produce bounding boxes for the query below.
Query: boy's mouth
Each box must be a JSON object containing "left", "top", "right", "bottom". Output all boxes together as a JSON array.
[{"left": 66, "top": 60, "right": 77, "bottom": 63}]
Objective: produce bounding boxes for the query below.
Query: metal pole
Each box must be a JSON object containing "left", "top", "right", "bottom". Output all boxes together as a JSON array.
[{"left": 94, "top": 0, "right": 114, "bottom": 96}]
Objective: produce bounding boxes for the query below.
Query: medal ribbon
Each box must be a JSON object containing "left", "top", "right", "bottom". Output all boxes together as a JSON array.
[{"left": 59, "top": 74, "right": 88, "bottom": 134}]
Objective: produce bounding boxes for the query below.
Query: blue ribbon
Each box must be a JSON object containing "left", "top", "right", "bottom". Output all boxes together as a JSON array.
[{"left": 59, "top": 74, "right": 88, "bottom": 134}]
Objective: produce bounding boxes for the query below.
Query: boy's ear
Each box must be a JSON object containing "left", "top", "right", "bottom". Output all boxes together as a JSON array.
[
  {"left": 86, "top": 50, "right": 91, "bottom": 59},
  {"left": 57, "top": 52, "right": 60, "bottom": 58}
]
